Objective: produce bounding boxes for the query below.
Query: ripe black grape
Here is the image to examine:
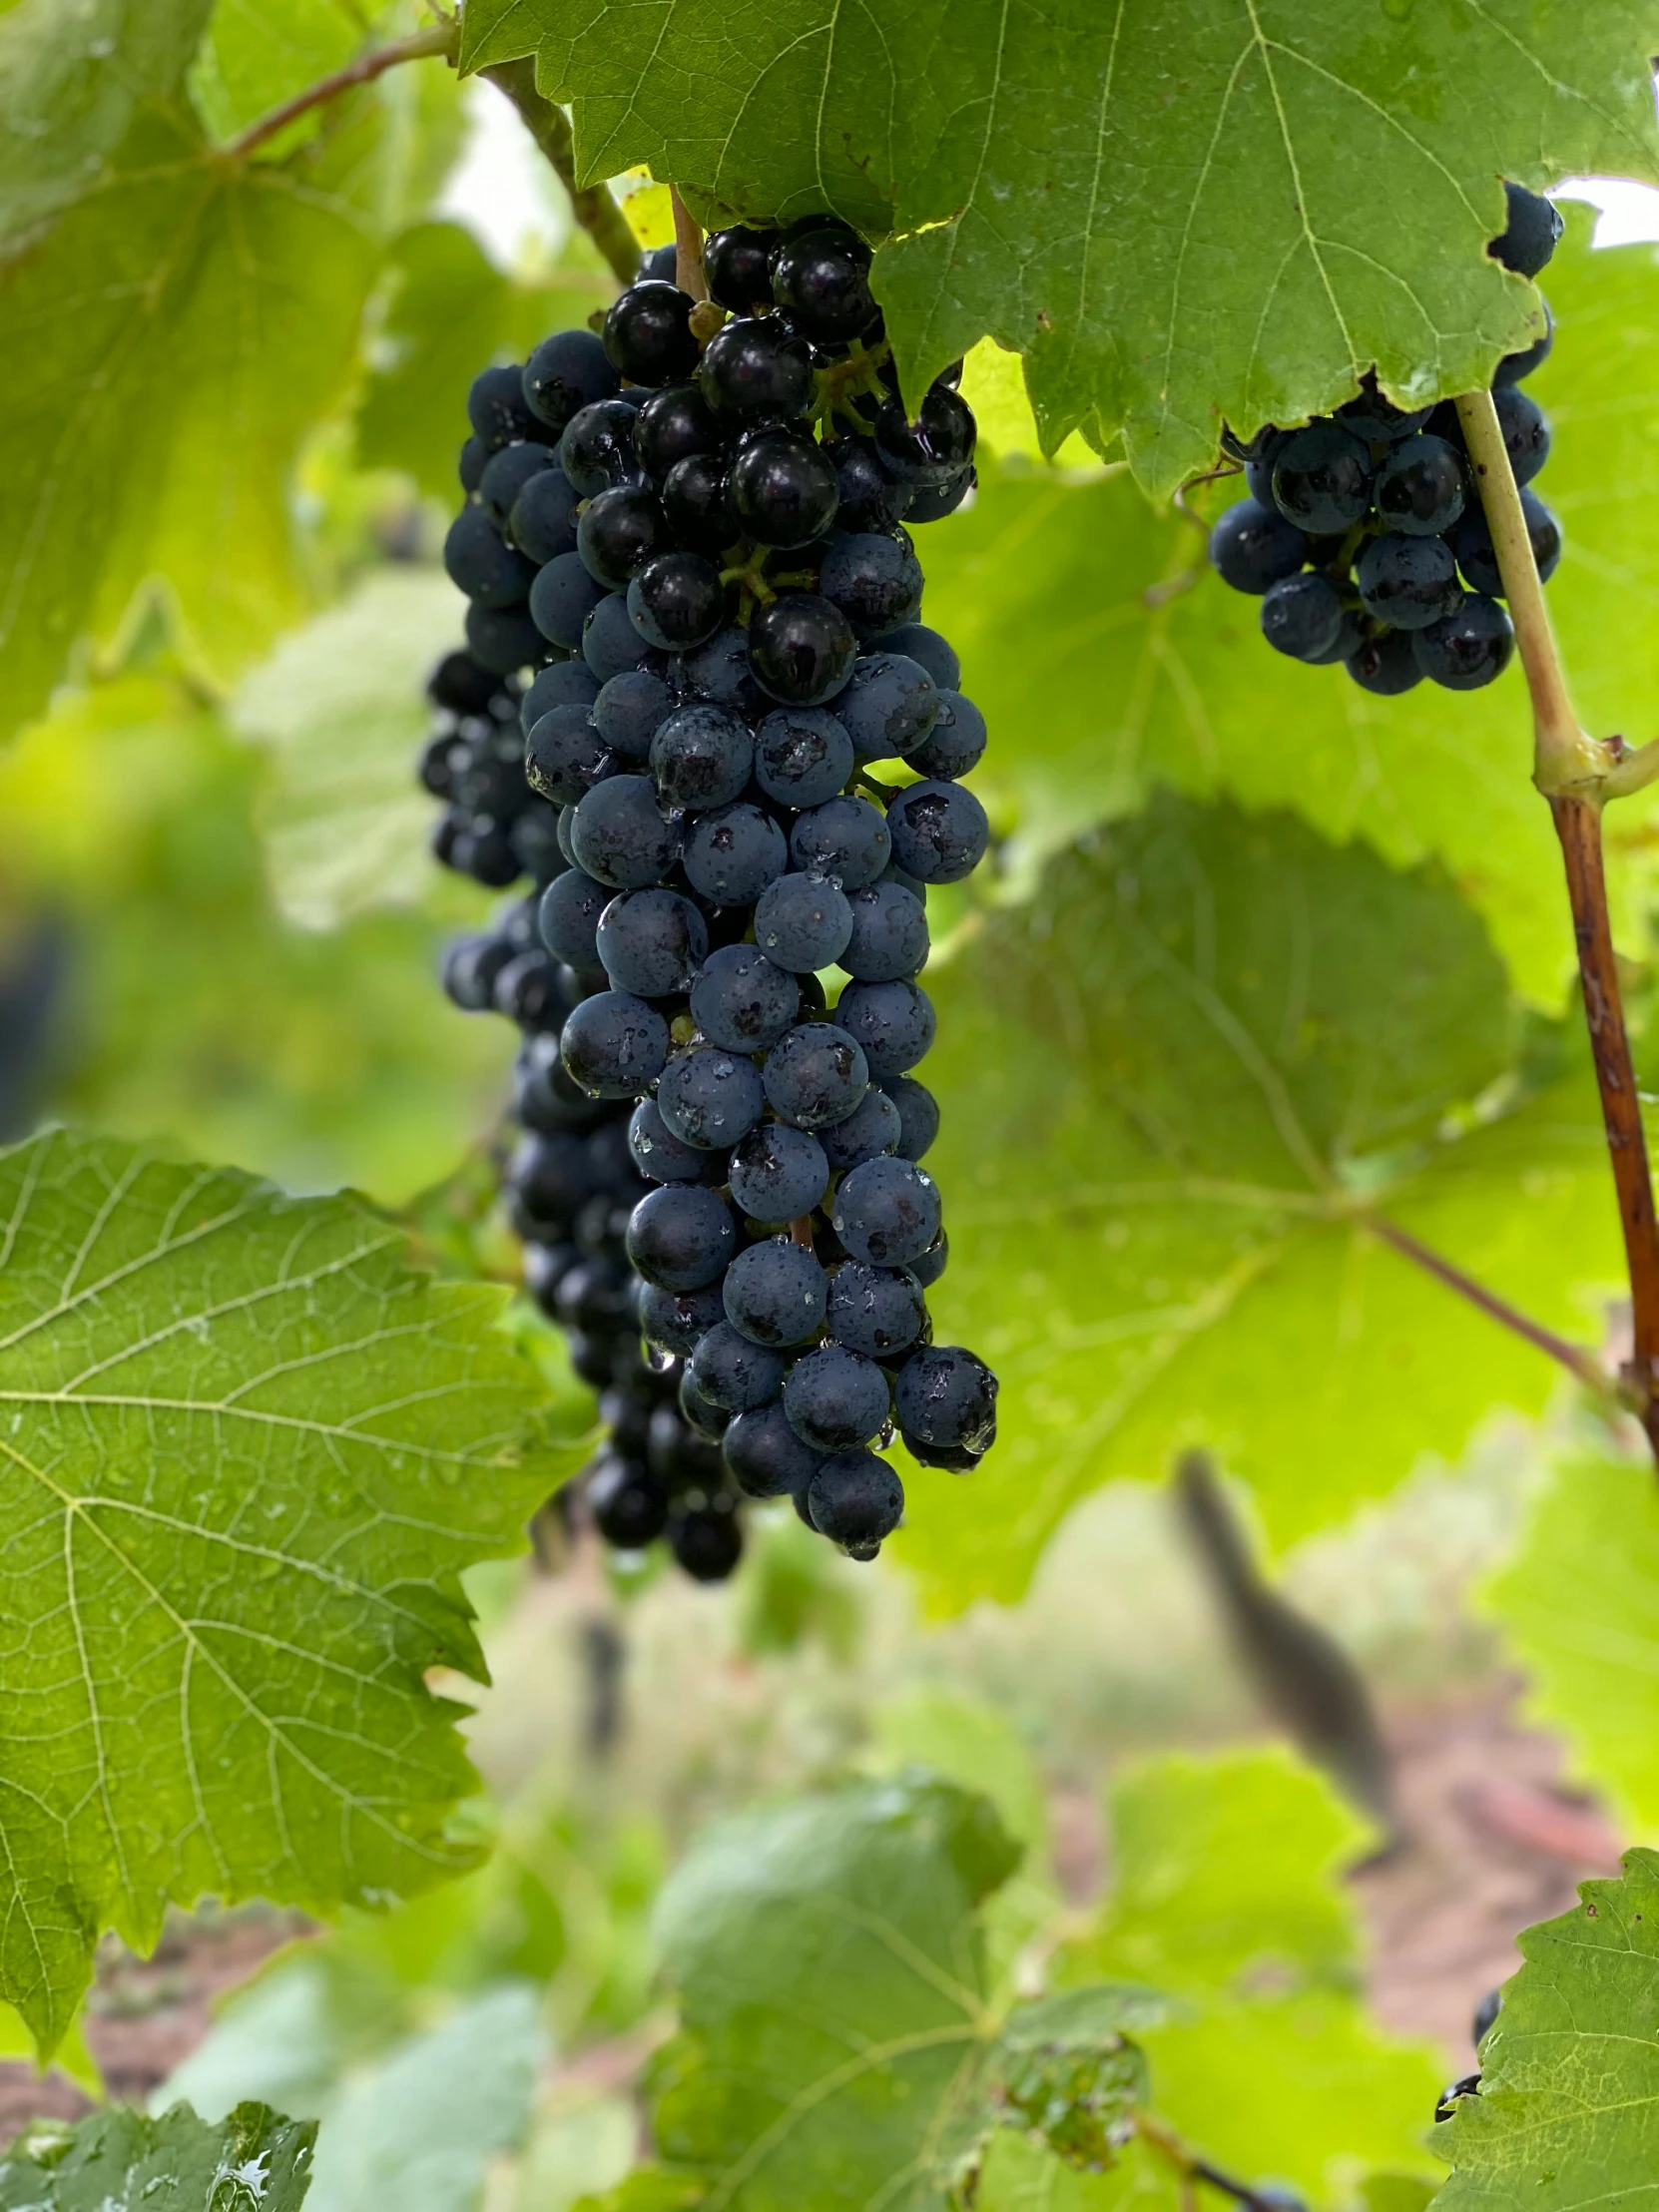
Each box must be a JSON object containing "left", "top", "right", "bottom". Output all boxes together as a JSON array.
[{"left": 603, "top": 279, "right": 701, "bottom": 386}]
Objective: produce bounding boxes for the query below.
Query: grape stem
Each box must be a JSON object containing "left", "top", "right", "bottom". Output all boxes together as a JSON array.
[
  {"left": 481, "top": 58, "right": 641, "bottom": 286},
  {"left": 1136, "top": 2116, "right": 1294, "bottom": 2210},
  {"left": 672, "top": 188, "right": 709, "bottom": 301},
  {"left": 1457, "top": 386, "right": 1659, "bottom": 1448},
  {"left": 225, "top": 21, "right": 457, "bottom": 157}
]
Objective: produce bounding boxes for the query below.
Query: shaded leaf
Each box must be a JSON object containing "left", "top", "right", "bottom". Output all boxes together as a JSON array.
[
  {"left": 0, "top": 1127, "right": 572, "bottom": 2051},
  {"left": 0, "top": 2100, "right": 314, "bottom": 2212},
  {"left": 1485, "top": 1449, "right": 1659, "bottom": 1836},
  {"left": 1059, "top": 1752, "right": 1441, "bottom": 2199},
  {"left": 898, "top": 795, "right": 1622, "bottom": 1602},
  {"left": 1433, "top": 1849, "right": 1659, "bottom": 2207},
  {"left": 460, "top": 0, "right": 1659, "bottom": 491}
]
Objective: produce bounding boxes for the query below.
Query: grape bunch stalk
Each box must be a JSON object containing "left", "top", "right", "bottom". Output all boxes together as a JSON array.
[
  {"left": 431, "top": 213, "right": 999, "bottom": 1571},
  {"left": 1209, "top": 182, "right": 1563, "bottom": 695}
]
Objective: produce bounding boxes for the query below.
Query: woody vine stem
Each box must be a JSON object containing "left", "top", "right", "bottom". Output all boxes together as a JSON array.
[{"left": 1454, "top": 388, "right": 1659, "bottom": 1455}]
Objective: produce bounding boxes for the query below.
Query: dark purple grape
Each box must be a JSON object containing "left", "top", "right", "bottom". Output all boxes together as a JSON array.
[
  {"left": 560, "top": 399, "right": 647, "bottom": 496},
  {"left": 628, "top": 551, "right": 727, "bottom": 651},
  {"left": 872, "top": 389, "right": 976, "bottom": 488},
  {"left": 700, "top": 314, "right": 814, "bottom": 421},
  {"left": 729, "top": 431, "right": 840, "bottom": 548},
  {"left": 603, "top": 280, "right": 701, "bottom": 386},
  {"left": 704, "top": 226, "right": 780, "bottom": 314},
  {"left": 522, "top": 329, "right": 619, "bottom": 432},
  {"left": 634, "top": 382, "right": 724, "bottom": 478},
  {"left": 748, "top": 593, "right": 857, "bottom": 705},
  {"left": 578, "top": 484, "right": 669, "bottom": 589},
  {"left": 771, "top": 226, "right": 876, "bottom": 343},
  {"left": 1346, "top": 629, "right": 1422, "bottom": 697}
]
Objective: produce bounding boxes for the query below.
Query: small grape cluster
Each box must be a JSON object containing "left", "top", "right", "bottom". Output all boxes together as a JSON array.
[
  {"left": 422, "top": 649, "right": 747, "bottom": 1581},
  {"left": 1209, "top": 183, "right": 1564, "bottom": 696},
  {"left": 438, "top": 216, "right": 997, "bottom": 1566}
]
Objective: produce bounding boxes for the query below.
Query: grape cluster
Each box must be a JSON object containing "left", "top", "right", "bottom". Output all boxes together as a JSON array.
[
  {"left": 1209, "top": 183, "right": 1564, "bottom": 696},
  {"left": 436, "top": 217, "right": 998, "bottom": 1566},
  {"left": 422, "top": 650, "right": 746, "bottom": 1581}
]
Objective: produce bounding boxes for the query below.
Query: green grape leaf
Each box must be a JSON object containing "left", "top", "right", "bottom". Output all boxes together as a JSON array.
[
  {"left": 1059, "top": 1751, "right": 1441, "bottom": 2199},
  {"left": 460, "top": 0, "right": 1659, "bottom": 492},
  {"left": 0, "top": 2100, "right": 314, "bottom": 2212},
  {"left": 229, "top": 570, "right": 463, "bottom": 929},
  {"left": 0, "top": 11, "right": 378, "bottom": 750},
  {"left": 920, "top": 213, "right": 1659, "bottom": 1006},
  {"left": 1485, "top": 1450, "right": 1659, "bottom": 1837},
  {"left": 1433, "top": 1850, "right": 1659, "bottom": 2207},
  {"left": 356, "top": 222, "right": 615, "bottom": 500},
  {"left": 898, "top": 794, "right": 1624, "bottom": 1605},
  {"left": 188, "top": 0, "right": 360, "bottom": 144},
  {"left": 0, "top": 1127, "right": 572, "bottom": 2054},
  {"left": 643, "top": 1774, "right": 1159, "bottom": 2210}
]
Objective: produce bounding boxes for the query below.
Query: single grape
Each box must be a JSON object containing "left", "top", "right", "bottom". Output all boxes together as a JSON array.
[
  {"left": 682, "top": 624, "right": 765, "bottom": 711},
  {"left": 819, "top": 532, "right": 924, "bottom": 637},
  {"left": 872, "top": 389, "right": 976, "bottom": 488},
  {"left": 689, "top": 1321, "right": 787, "bottom": 1413},
  {"left": 1494, "top": 301, "right": 1553, "bottom": 387},
  {"left": 578, "top": 484, "right": 669, "bottom": 589},
  {"left": 1374, "top": 433, "right": 1466, "bottom": 535},
  {"left": 662, "top": 451, "right": 739, "bottom": 553},
  {"left": 1489, "top": 181, "right": 1562, "bottom": 277},
  {"left": 522, "top": 328, "right": 619, "bottom": 432},
  {"left": 1434, "top": 2075, "right": 1483, "bottom": 2126},
  {"left": 1493, "top": 384, "right": 1550, "bottom": 486},
  {"left": 1345, "top": 629, "right": 1422, "bottom": 697},
  {"left": 458, "top": 435, "right": 488, "bottom": 494},
  {"left": 730, "top": 430, "right": 841, "bottom": 547},
  {"left": 836, "top": 653, "right": 938, "bottom": 761},
  {"left": 525, "top": 703, "right": 613, "bottom": 808},
  {"left": 657, "top": 1043, "right": 767, "bottom": 1149},
  {"left": 893, "top": 1344, "right": 997, "bottom": 1451},
  {"left": 510, "top": 804, "right": 564, "bottom": 883},
  {"left": 1260, "top": 571, "right": 1345, "bottom": 662},
  {"left": 790, "top": 794, "right": 891, "bottom": 890},
  {"left": 1334, "top": 377, "right": 1432, "bottom": 443},
  {"left": 907, "top": 1226, "right": 948, "bottom": 1289},
  {"left": 682, "top": 802, "right": 789, "bottom": 906},
  {"left": 510, "top": 465, "right": 582, "bottom": 564},
  {"left": 633, "top": 381, "right": 724, "bottom": 480},
  {"left": 841, "top": 881, "right": 928, "bottom": 981},
  {"left": 592, "top": 667, "right": 673, "bottom": 763},
  {"left": 639, "top": 1279, "right": 727, "bottom": 1356},
  {"left": 442, "top": 932, "right": 515, "bottom": 1012},
  {"left": 763, "top": 1021, "right": 869, "bottom": 1130},
  {"left": 468, "top": 361, "right": 541, "bottom": 449},
  {"left": 700, "top": 314, "right": 814, "bottom": 420},
  {"left": 560, "top": 987, "right": 671, "bottom": 1097},
  {"left": 784, "top": 1345, "right": 890, "bottom": 1452},
  {"left": 1451, "top": 487, "right": 1561, "bottom": 597},
  {"left": 465, "top": 602, "right": 544, "bottom": 675},
  {"left": 515, "top": 1031, "right": 605, "bottom": 1132},
  {"left": 570, "top": 774, "right": 681, "bottom": 888},
  {"left": 603, "top": 279, "right": 701, "bottom": 386},
  {"left": 727, "top": 1120, "right": 830, "bottom": 1223},
  {"left": 1243, "top": 428, "right": 1292, "bottom": 504},
  {"left": 704, "top": 226, "right": 781, "bottom": 314},
  {"left": 560, "top": 398, "right": 647, "bottom": 496},
  {"left": 831, "top": 1154, "right": 941, "bottom": 1267},
  {"left": 753, "top": 705, "right": 856, "bottom": 810},
  {"left": 884, "top": 780, "right": 989, "bottom": 883},
  {"left": 650, "top": 703, "right": 756, "bottom": 812},
  {"left": 723, "top": 1401, "right": 826, "bottom": 1498},
  {"left": 1412, "top": 594, "right": 1515, "bottom": 690},
  {"left": 826, "top": 435, "right": 911, "bottom": 530},
  {"left": 579, "top": 592, "right": 650, "bottom": 683},
  {"left": 427, "top": 650, "right": 499, "bottom": 716},
  {"left": 506, "top": 1129, "right": 598, "bottom": 1222},
  {"left": 723, "top": 1236, "right": 830, "bottom": 1347},
  {"left": 670, "top": 1498, "right": 746, "bottom": 1581},
  {"left": 885, "top": 1075, "right": 939, "bottom": 1160},
  {"left": 1355, "top": 533, "right": 1461, "bottom": 629},
  {"left": 807, "top": 1449, "right": 903, "bottom": 1551},
  {"left": 905, "top": 466, "right": 975, "bottom": 524},
  {"left": 479, "top": 441, "right": 555, "bottom": 533},
  {"left": 521, "top": 657, "right": 600, "bottom": 731},
  {"left": 444, "top": 507, "right": 536, "bottom": 608},
  {"left": 1472, "top": 1988, "right": 1502, "bottom": 2047},
  {"left": 628, "top": 551, "right": 727, "bottom": 651},
  {"left": 820, "top": 1084, "right": 902, "bottom": 1171},
  {"left": 628, "top": 1096, "right": 722, "bottom": 1182},
  {"left": 748, "top": 593, "right": 857, "bottom": 706},
  {"left": 529, "top": 551, "right": 607, "bottom": 649},
  {"left": 771, "top": 226, "right": 877, "bottom": 342},
  {"left": 1270, "top": 422, "right": 1374, "bottom": 533},
  {"left": 594, "top": 886, "right": 708, "bottom": 996},
  {"left": 689, "top": 942, "right": 801, "bottom": 1052},
  {"left": 834, "top": 977, "right": 934, "bottom": 1076},
  {"left": 875, "top": 623, "right": 959, "bottom": 690},
  {"left": 1207, "top": 499, "right": 1310, "bottom": 593},
  {"left": 905, "top": 691, "right": 984, "bottom": 781},
  {"left": 587, "top": 1455, "right": 671, "bottom": 1546},
  {"left": 827, "top": 1260, "right": 925, "bottom": 1359},
  {"left": 678, "top": 1366, "right": 731, "bottom": 1440},
  {"left": 754, "top": 870, "right": 855, "bottom": 970},
  {"left": 626, "top": 1183, "right": 738, "bottom": 1291}
]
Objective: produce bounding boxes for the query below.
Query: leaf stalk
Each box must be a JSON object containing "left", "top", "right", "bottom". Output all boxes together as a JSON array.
[{"left": 225, "top": 21, "right": 457, "bottom": 159}]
